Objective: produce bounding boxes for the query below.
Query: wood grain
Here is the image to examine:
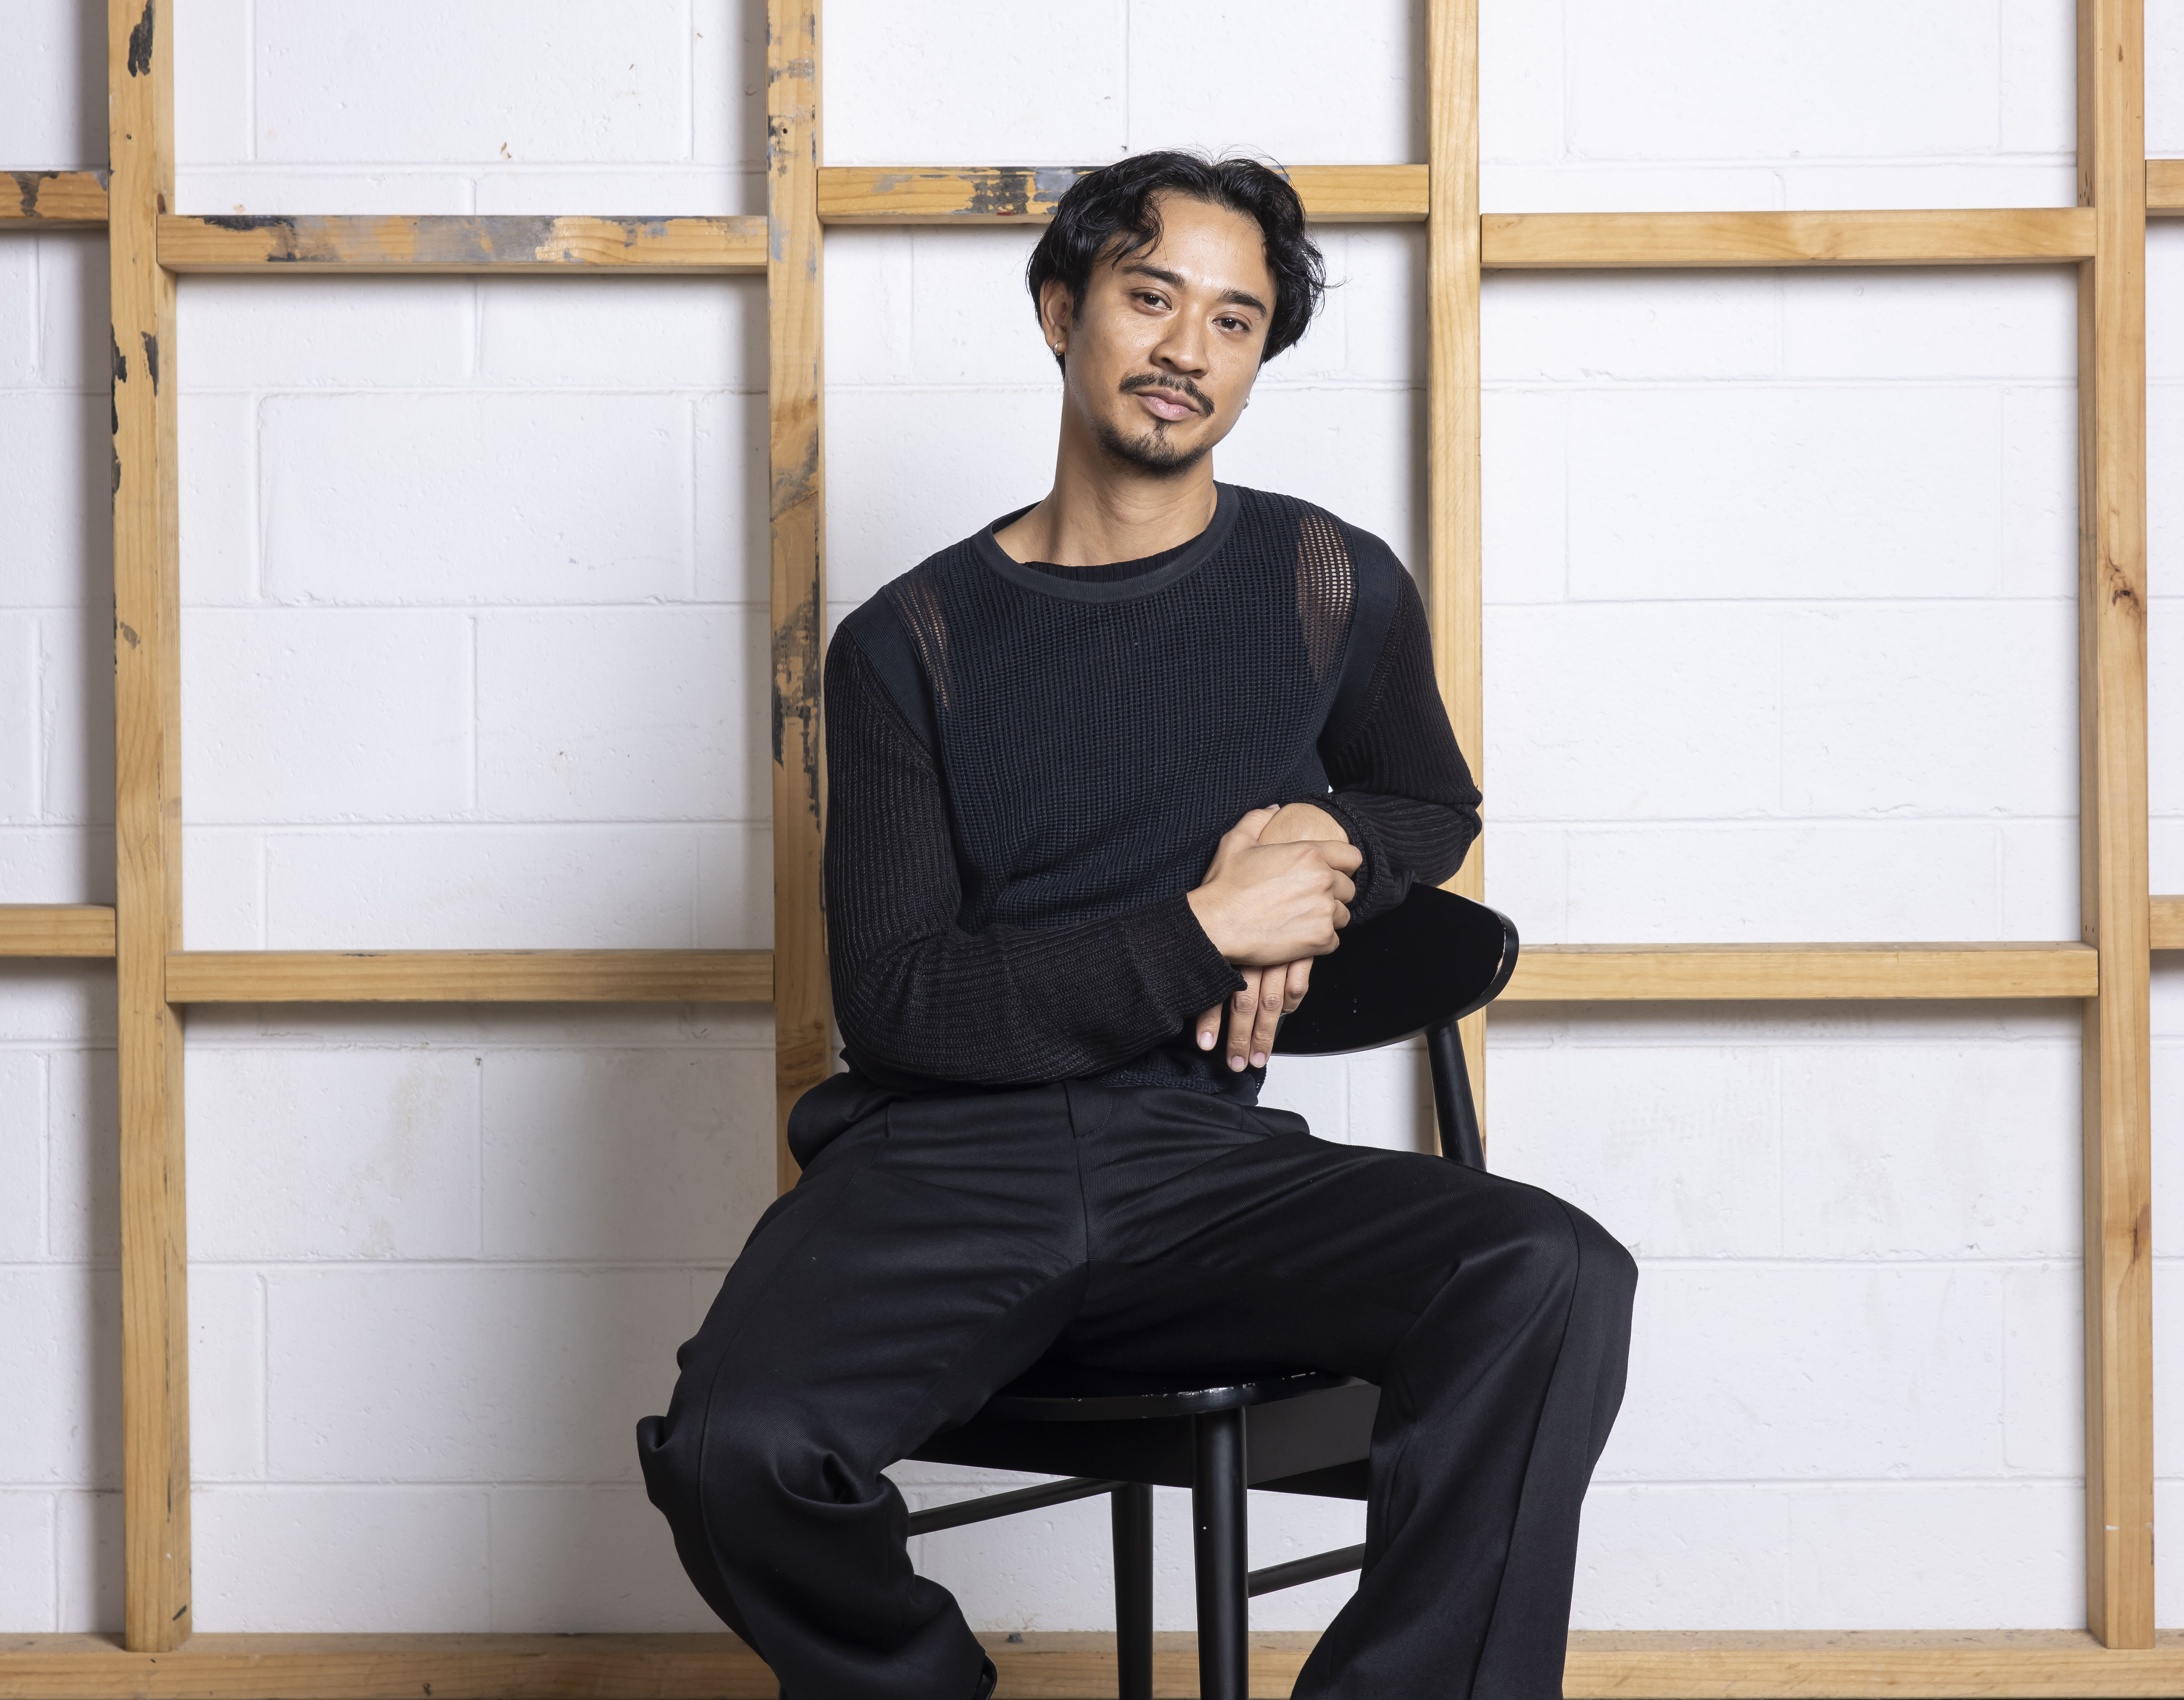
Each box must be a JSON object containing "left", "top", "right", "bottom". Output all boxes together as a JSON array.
[
  {"left": 1426, "top": 0, "right": 1489, "bottom": 1110},
  {"left": 106, "top": 0, "right": 190, "bottom": 1653},
  {"left": 2078, "top": 0, "right": 2155, "bottom": 1649},
  {"left": 768, "top": 0, "right": 829, "bottom": 1195},
  {"left": 4, "top": 1631, "right": 2184, "bottom": 1699},
  {"left": 2150, "top": 895, "right": 2184, "bottom": 948},
  {"left": 0, "top": 905, "right": 117, "bottom": 957},
  {"left": 1482, "top": 208, "right": 2096, "bottom": 268},
  {"left": 165, "top": 950, "right": 773, "bottom": 1004},
  {"left": 0, "top": 169, "right": 109, "bottom": 225},
  {"left": 2148, "top": 158, "right": 2184, "bottom": 213},
  {"left": 1504, "top": 943, "right": 2099, "bottom": 1002},
  {"left": 815, "top": 163, "right": 1427, "bottom": 224},
  {"left": 157, "top": 214, "right": 767, "bottom": 273}
]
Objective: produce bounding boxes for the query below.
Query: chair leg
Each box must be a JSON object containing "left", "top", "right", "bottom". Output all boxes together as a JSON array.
[
  {"left": 1111, "top": 1482, "right": 1154, "bottom": 1700},
  {"left": 1192, "top": 1409, "right": 1249, "bottom": 1700}
]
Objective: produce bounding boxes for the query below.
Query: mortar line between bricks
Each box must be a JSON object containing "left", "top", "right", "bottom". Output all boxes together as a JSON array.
[
  {"left": 34, "top": 1051, "right": 52, "bottom": 1259},
  {"left": 152, "top": 1254, "right": 2106, "bottom": 1273},
  {"left": 185, "top": 161, "right": 769, "bottom": 174},
  {"left": 155, "top": 1473, "right": 2103, "bottom": 1494},
  {"left": 1484, "top": 594, "right": 2087, "bottom": 608},
  {"left": 185, "top": 154, "right": 2090, "bottom": 173},
  {"left": 897, "top": 1474, "right": 2100, "bottom": 1492},
  {"left": 181, "top": 816, "right": 774, "bottom": 828},
  {"left": 191, "top": 386, "right": 769, "bottom": 400},
  {"left": 185, "top": 599, "right": 773, "bottom": 612},
  {"left": 173, "top": 812, "right": 2070, "bottom": 829}
]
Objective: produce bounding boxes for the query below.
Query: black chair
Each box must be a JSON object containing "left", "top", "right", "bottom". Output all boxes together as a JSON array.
[{"left": 905, "top": 884, "right": 1520, "bottom": 1700}]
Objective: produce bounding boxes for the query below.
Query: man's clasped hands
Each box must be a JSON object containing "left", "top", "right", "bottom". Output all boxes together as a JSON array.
[{"left": 1183, "top": 802, "right": 1361, "bottom": 1075}]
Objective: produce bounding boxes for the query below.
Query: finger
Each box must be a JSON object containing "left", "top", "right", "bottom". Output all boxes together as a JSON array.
[
  {"left": 1194, "top": 1002, "right": 1222, "bottom": 1052},
  {"left": 1227, "top": 984, "right": 1259, "bottom": 1071},
  {"left": 1331, "top": 870, "right": 1356, "bottom": 905},
  {"left": 1316, "top": 841, "right": 1364, "bottom": 872},
  {"left": 1283, "top": 957, "right": 1313, "bottom": 1012},
  {"left": 1232, "top": 805, "right": 1280, "bottom": 844},
  {"left": 1331, "top": 900, "right": 1352, "bottom": 933},
  {"left": 1249, "top": 969, "right": 1283, "bottom": 1066}
]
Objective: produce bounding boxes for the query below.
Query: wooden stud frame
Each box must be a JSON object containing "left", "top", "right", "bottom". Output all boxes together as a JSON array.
[{"left": 0, "top": 0, "right": 2177, "bottom": 1689}]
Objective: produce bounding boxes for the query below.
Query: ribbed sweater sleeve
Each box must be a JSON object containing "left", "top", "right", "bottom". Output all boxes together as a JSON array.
[
  {"left": 823, "top": 628, "right": 1248, "bottom": 1086},
  {"left": 1310, "top": 565, "right": 1483, "bottom": 923}
]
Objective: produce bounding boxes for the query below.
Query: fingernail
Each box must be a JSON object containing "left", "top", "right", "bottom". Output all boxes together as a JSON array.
[
  {"left": 1251, "top": 1052, "right": 1266, "bottom": 1067},
  {"left": 1198, "top": 1031, "right": 1214, "bottom": 1050},
  {"left": 1228, "top": 1055, "right": 1245, "bottom": 1071}
]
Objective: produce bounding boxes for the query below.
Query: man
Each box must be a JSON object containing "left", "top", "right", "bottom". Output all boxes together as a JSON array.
[{"left": 639, "top": 151, "right": 1635, "bottom": 1700}]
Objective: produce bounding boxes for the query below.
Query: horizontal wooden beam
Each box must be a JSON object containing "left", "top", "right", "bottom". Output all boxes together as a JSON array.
[
  {"left": 816, "top": 164, "right": 1427, "bottom": 224},
  {"left": 0, "top": 905, "right": 118, "bottom": 958},
  {"left": 156, "top": 214, "right": 768, "bottom": 274},
  {"left": 2150, "top": 896, "right": 2184, "bottom": 950},
  {"left": 1483, "top": 208, "right": 2096, "bottom": 268},
  {"left": 2, "top": 1630, "right": 2181, "bottom": 1700},
  {"left": 1, "top": 169, "right": 109, "bottom": 227},
  {"left": 2148, "top": 159, "right": 2184, "bottom": 213},
  {"left": 165, "top": 949, "right": 773, "bottom": 1004},
  {"left": 1561, "top": 1630, "right": 2184, "bottom": 1698},
  {"left": 1504, "top": 942, "right": 2098, "bottom": 1002}
]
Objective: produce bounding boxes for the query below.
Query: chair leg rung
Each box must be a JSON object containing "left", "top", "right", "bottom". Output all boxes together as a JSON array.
[
  {"left": 1246, "top": 1542, "right": 1367, "bottom": 1598},
  {"left": 906, "top": 1476, "right": 1122, "bottom": 1536}
]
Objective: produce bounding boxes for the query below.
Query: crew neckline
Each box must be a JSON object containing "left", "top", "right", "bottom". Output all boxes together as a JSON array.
[{"left": 974, "top": 483, "right": 1239, "bottom": 603}]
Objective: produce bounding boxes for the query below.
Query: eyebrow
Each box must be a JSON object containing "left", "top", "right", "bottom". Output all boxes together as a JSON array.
[{"left": 1119, "top": 262, "right": 1269, "bottom": 317}]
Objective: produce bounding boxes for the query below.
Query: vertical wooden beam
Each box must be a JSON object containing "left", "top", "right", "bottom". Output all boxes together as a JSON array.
[
  {"left": 768, "top": 0, "right": 828, "bottom": 1192},
  {"left": 1426, "top": 0, "right": 1487, "bottom": 1109},
  {"left": 108, "top": 0, "right": 190, "bottom": 1652},
  {"left": 2075, "top": 0, "right": 2153, "bottom": 1649}
]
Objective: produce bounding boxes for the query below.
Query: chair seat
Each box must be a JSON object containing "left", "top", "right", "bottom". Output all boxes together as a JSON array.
[
  {"left": 984, "top": 1363, "right": 1358, "bottom": 1422},
  {"left": 911, "top": 1364, "right": 1379, "bottom": 1497}
]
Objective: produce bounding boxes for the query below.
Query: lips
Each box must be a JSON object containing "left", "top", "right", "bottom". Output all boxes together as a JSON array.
[{"left": 1136, "top": 389, "right": 1199, "bottom": 422}]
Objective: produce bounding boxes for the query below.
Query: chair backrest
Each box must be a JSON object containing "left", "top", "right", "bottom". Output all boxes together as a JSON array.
[{"left": 1271, "top": 885, "right": 1520, "bottom": 1169}]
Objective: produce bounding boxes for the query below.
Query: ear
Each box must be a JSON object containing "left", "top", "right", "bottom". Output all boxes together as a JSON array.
[{"left": 1036, "top": 277, "right": 1076, "bottom": 352}]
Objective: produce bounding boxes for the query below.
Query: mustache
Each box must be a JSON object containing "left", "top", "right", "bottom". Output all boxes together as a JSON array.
[{"left": 1119, "top": 371, "right": 1215, "bottom": 418}]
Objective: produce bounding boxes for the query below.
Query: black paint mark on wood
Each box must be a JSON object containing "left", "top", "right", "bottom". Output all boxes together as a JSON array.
[
  {"left": 118, "top": 621, "right": 140, "bottom": 649},
  {"left": 127, "top": 0, "right": 155, "bottom": 76},
  {"left": 171, "top": 1603, "right": 187, "bottom": 1622},
  {"left": 110, "top": 331, "right": 125, "bottom": 438},
  {"left": 961, "top": 167, "right": 1082, "bottom": 219},
  {"left": 772, "top": 590, "right": 824, "bottom": 820},
  {"left": 111, "top": 448, "right": 122, "bottom": 498},
  {"left": 110, "top": 329, "right": 127, "bottom": 387},
  {"left": 141, "top": 332, "right": 159, "bottom": 393}
]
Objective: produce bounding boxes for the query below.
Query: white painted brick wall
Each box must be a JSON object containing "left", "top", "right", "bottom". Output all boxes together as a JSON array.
[{"left": 5, "top": 0, "right": 2182, "bottom": 1645}]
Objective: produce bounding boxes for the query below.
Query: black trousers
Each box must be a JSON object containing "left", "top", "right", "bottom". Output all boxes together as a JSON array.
[{"left": 637, "top": 1073, "right": 1636, "bottom": 1700}]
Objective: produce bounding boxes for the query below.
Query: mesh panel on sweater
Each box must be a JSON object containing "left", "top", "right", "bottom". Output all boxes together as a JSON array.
[{"left": 823, "top": 483, "right": 1480, "bottom": 1099}]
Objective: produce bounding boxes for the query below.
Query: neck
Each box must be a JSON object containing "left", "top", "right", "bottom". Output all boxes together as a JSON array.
[{"left": 993, "top": 409, "right": 1219, "bottom": 567}]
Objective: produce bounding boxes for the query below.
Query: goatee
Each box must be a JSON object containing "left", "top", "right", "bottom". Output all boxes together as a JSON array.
[{"left": 1091, "top": 416, "right": 1210, "bottom": 477}]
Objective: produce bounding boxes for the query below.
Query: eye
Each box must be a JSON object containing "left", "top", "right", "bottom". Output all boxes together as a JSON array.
[
  {"left": 1134, "top": 290, "right": 1168, "bottom": 310},
  {"left": 1216, "top": 315, "right": 1250, "bottom": 333}
]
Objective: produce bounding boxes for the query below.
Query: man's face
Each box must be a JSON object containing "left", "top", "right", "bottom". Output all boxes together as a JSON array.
[{"left": 1046, "top": 192, "right": 1277, "bottom": 477}]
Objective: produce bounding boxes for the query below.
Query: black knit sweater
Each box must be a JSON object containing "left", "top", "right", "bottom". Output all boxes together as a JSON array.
[{"left": 823, "top": 482, "right": 1481, "bottom": 1101}]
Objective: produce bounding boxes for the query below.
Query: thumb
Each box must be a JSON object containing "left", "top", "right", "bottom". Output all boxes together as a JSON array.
[{"left": 1233, "top": 804, "right": 1280, "bottom": 844}]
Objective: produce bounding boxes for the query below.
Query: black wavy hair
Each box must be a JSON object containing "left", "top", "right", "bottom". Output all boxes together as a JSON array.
[{"left": 1025, "top": 151, "right": 1327, "bottom": 369}]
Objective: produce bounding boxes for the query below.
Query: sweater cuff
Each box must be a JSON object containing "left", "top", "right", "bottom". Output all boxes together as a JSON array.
[{"left": 1122, "top": 892, "right": 1247, "bottom": 1015}]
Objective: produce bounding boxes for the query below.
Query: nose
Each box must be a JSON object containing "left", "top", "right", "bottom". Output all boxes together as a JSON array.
[{"left": 1150, "top": 314, "right": 1210, "bottom": 379}]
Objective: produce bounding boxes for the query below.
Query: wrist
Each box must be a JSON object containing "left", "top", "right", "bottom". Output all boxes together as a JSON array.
[
  {"left": 1185, "top": 886, "right": 1238, "bottom": 961},
  {"left": 1262, "top": 800, "right": 1348, "bottom": 845}
]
